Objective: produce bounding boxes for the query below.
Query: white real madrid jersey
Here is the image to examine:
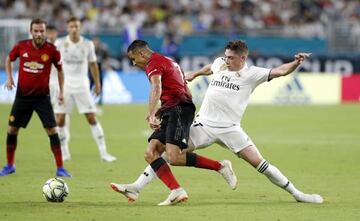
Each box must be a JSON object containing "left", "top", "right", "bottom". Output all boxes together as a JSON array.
[
  {"left": 55, "top": 36, "right": 96, "bottom": 93},
  {"left": 196, "top": 57, "right": 270, "bottom": 127},
  {"left": 49, "top": 64, "right": 59, "bottom": 90}
]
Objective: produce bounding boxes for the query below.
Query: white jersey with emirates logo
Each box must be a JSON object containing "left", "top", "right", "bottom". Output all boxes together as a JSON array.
[
  {"left": 196, "top": 57, "right": 271, "bottom": 127},
  {"left": 55, "top": 36, "right": 96, "bottom": 93}
]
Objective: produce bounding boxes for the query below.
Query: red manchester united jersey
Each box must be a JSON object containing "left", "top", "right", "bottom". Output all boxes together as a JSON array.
[
  {"left": 8, "top": 40, "right": 62, "bottom": 97},
  {"left": 145, "top": 53, "right": 192, "bottom": 110}
]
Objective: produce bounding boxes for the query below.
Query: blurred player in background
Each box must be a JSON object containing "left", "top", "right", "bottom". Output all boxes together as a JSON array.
[
  {"left": 111, "top": 40, "right": 237, "bottom": 206},
  {"left": 110, "top": 40, "right": 323, "bottom": 204},
  {"left": 0, "top": 18, "right": 71, "bottom": 177},
  {"left": 54, "top": 16, "right": 116, "bottom": 162},
  {"left": 46, "top": 25, "right": 71, "bottom": 161},
  {"left": 89, "top": 37, "right": 110, "bottom": 114}
]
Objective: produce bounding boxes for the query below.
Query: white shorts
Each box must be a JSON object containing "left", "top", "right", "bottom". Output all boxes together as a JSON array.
[
  {"left": 189, "top": 121, "right": 255, "bottom": 154},
  {"left": 54, "top": 90, "right": 97, "bottom": 114}
]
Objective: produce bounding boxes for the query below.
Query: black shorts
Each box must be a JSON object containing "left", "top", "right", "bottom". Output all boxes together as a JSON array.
[
  {"left": 9, "top": 96, "right": 57, "bottom": 128},
  {"left": 148, "top": 102, "right": 196, "bottom": 149}
]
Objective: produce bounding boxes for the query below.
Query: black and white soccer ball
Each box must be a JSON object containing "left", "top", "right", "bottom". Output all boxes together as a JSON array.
[{"left": 42, "top": 178, "right": 69, "bottom": 202}]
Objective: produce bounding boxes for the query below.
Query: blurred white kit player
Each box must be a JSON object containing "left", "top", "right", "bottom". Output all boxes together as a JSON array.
[
  {"left": 49, "top": 60, "right": 72, "bottom": 157},
  {"left": 111, "top": 41, "right": 323, "bottom": 204},
  {"left": 46, "top": 25, "right": 72, "bottom": 160},
  {"left": 54, "top": 16, "right": 116, "bottom": 162}
]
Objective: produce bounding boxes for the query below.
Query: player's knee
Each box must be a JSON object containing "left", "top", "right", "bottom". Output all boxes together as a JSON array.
[
  {"left": 45, "top": 127, "right": 57, "bottom": 136},
  {"left": 56, "top": 116, "right": 65, "bottom": 127},
  {"left": 7, "top": 126, "right": 19, "bottom": 135},
  {"left": 165, "top": 151, "right": 178, "bottom": 165},
  {"left": 144, "top": 150, "right": 157, "bottom": 164},
  {"left": 85, "top": 113, "right": 97, "bottom": 125}
]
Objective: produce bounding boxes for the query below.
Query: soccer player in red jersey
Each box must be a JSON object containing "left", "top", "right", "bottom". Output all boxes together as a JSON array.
[
  {"left": 110, "top": 40, "right": 237, "bottom": 205},
  {"left": 0, "top": 18, "right": 71, "bottom": 177}
]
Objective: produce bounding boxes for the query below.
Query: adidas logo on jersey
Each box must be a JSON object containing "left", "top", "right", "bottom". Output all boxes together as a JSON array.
[
  {"left": 22, "top": 53, "right": 29, "bottom": 57},
  {"left": 274, "top": 75, "right": 311, "bottom": 104}
]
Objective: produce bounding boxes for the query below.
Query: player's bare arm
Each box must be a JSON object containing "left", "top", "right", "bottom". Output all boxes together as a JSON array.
[
  {"left": 269, "top": 52, "right": 311, "bottom": 80},
  {"left": 185, "top": 64, "right": 213, "bottom": 82},
  {"left": 57, "top": 69, "right": 64, "bottom": 105},
  {"left": 147, "top": 75, "right": 162, "bottom": 130},
  {"left": 89, "top": 62, "right": 101, "bottom": 96},
  {"left": 4, "top": 56, "right": 15, "bottom": 90}
]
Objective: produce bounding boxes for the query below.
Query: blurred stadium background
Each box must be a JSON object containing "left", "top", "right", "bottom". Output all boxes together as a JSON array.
[
  {"left": 0, "top": 0, "right": 359, "bottom": 104},
  {"left": 0, "top": 1, "right": 360, "bottom": 221}
]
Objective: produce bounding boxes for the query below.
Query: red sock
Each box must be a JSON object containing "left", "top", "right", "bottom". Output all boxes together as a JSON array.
[
  {"left": 156, "top": 163, "right": 180, "bottom": 190},
  {"left": 7, "top": 144, "right": 16, "bottom": 166},
  {"left": 49, "top": 134, "right": 63, "bottom": 168},
  {"left": 6, "top": 133, "right": 17, "bottom": 166},
  {"left": 51, "top": 145, "right": 63, "bottom": 168},
  {"left": 195, "top": 154, "right": 222, "bottom": 171}
]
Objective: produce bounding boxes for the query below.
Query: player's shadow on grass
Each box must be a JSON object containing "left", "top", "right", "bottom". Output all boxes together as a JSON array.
[{"left": 0, "top": 200, "right": 299, "bottom": 208}]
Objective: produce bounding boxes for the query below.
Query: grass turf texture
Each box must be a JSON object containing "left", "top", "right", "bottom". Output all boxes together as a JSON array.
[{"left": 0, "top": 104, "right": 359, "bottom": 221}]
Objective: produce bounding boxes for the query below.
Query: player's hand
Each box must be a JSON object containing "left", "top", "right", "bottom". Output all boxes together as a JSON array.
[
  {"left": 294, "top": 53, "right": 311, "bottom": 64},
  {"left": 5, "top": 78, "right": 15, "bottom": 90},
  {"left": 185, "top": 72, "right": 196, "bottom": 82},
  {"left": 146, "top": 114, "right": 161, "bottom": 130},
  {"left": 94, "top": 83, "right": 101, "bottom": 96},
  {"left": 58, "top": 93, "right": 64, "bottom": 105}
]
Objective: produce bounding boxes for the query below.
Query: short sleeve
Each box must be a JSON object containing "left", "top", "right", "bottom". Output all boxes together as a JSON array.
[
  {"left": 88, "top": 41, "right": 97, "bottom": 62},
  {"left": 8, "top": 43, "right": 20, "bottom": 61},
  {"left": 146, "top": 61, "right": 162, "bottom": 78},
  {"left": 248, "top": 66, "right": 271, "bottom": 85},
  {"left": 211, "top": 57, "right": 226, "bottom": 74}
]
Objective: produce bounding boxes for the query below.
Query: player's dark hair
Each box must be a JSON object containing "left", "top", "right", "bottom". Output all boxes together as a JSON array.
[
  {"left": 67, "top": 16, "right": 80, "bottom": 23},
  {"left": 225, "top": 40, "right": 248, "bottom": 55},
  {"left": 127, "top": 40, "right": 148, "bottom": 53},
  {"left": 30, "top": 18, "right": 47, "bottom": 31},
  {"left": 47, "top": 24, "right": 57, "bottom": 31}
]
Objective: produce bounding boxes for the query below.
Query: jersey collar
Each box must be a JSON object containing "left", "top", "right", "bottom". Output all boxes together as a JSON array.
[{"left": 66, "top": 35, "right": 83, "bottom": 45}]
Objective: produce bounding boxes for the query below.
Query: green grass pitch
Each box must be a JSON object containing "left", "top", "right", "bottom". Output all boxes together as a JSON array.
[{"left": 0, "top": 104, "right": 359, "bottom": 221}]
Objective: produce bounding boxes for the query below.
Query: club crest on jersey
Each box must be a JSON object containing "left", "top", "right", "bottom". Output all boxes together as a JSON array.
[
  {"left": 64, "top": 42, "right": 69, "bottom": 48},
  {"left": 41, "top": 54, "right": 49, "bottom": 62}
]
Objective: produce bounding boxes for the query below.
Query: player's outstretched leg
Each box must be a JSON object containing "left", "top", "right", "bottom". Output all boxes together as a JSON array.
[
  {"left": 110, "top": 164, "right": 157, "bottom": 202},
  {"left": 257, "top": 160, "right": 323, "bottom": 203},
  {"left": 184, "top": 152, "right": 237, "bottom": 189},
  {"left": 110, "top": 183, "right": 139, "bottom": 202},
  {"left": 218, "top": 160, "right": 238, "bottom": 189}
]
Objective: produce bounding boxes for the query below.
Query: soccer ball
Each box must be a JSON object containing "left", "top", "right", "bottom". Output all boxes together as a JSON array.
[{"left": 42, "top": 178, "right": 69, "bottom": 202}]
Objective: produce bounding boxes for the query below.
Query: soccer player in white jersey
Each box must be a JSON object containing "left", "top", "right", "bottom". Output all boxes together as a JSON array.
[
  {"left": 46, "top": 25, "right": 71, "bottom": 160},
  {"left": 111, "top": 40, "right": 323, "bottom": 204},
  {"left": 54, "top": 16, "right": 116, "bottom": 162}
]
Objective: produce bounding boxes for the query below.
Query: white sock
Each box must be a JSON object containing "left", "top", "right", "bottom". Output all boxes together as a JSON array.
[
  {"left": 257, "top": 160, "right": 301, "bottom": 196},
  {"left": 132, "top": 165, "right": 157, "bottom": 191},
  {"left": 130, "top": 152, "right": 170, "bottom": 191},
  {"left": 65, "top": 114, "right": 70, "bottom": 144},
  {"left": 90, "top": 122, "right": 107, "bottom": 156},
  {"left": 58, "top": 126, "right": 70, "bottom": 157}
]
